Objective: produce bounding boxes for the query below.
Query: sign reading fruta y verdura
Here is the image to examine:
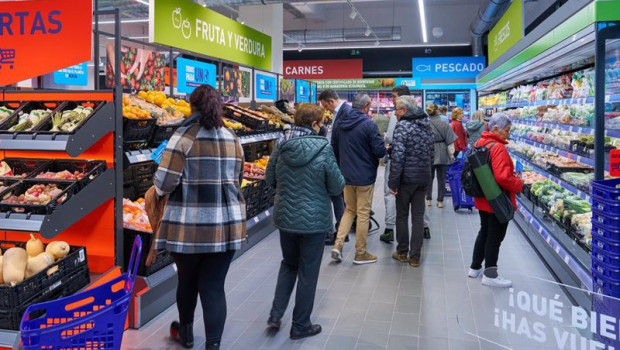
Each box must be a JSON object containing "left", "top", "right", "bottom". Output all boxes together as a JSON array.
[{"left": 149, "top": 0, "right": 272, "bottom": 71}]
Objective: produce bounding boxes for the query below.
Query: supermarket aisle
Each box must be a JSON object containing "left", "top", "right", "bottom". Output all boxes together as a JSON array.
[{"left": 122, "top": 168, "right": 572, "bottom": 350}]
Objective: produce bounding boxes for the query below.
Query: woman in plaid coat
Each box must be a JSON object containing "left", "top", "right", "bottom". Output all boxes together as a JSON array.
[{"left": 151, "top": 85, "right": 246, "bottom": 350}]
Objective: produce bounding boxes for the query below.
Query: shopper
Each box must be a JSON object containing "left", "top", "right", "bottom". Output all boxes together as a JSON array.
[
  {"left": 380, "top": 85, "right": 410, "bottom": 243},
  {"left": 150, "top": 85, "right": 246, "bottom": 350},
  {"left": 450, "top": 107, "right": 468, "bottom": 158},
  {"left": 388, "top": 95, "right": 434, "bottom": 267},
  {"left": 439, "top": 105, "right": 450, "bottom": 123},
  {"left": 426, "top": 102, "right": 458, "bottom": 211},
  {"left": 330, "top": 93, "right": 386, "bottom": 265},
  {"left": 318, "top": 89, "right": 350, "bottom": 245},
  {"left": 466, "top": 110, "right": 487, "bottom": 146},
  {"left": 468, "top": 113, "right": 523, "bottom": 288},
  {"left": 266, "top": 103, "right": 345, "bottom": 339}
]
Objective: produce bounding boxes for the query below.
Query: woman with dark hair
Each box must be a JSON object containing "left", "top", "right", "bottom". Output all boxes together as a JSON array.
[{"left": 149, "top": 84, "right": 246, "bottom": 350}]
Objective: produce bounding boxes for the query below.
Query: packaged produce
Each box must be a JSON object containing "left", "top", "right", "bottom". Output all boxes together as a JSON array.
[
  {"left": 123, "top": 198, "right": 152, "bottom": 232},
  {"left": 35, "top": 170, "right": 85, "bottom": 180},
  {"left": 0, "top": 106, "right": 14, "bottom": 124},
  {"left": 9, "top": 109, "right": 50, "bottom": 131},
  {"left": 50, "top": 106, "right": 93, "bottom": 132},
  {"left": 2, "top": 248, "right": 27, "bottom": 286},
  {"left": 243, "top": 162, "right": 265, "bottom": 180},
  {"left": 1, "top": 184, "right": 66, "bottom": 205}
]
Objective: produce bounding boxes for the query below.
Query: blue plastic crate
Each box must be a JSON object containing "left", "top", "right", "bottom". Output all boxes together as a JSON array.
[
  {"left": 593, "top": 195, "right": 620, "bottom": 216},
  {"left": 592, "top": 236, "right": 620, "bottom": 256},
  {"left": 592, "top": 244, "right": 620, "bottom": 267},
  {"left": 592, "top": 209, "right": 620, "bottom": 228},
  {"left": 592, "top": 268, "right": 620, "bottom": 296},
  {"left": 592, "top": 178, "right": 620, "bottom": 201},
  {"left": 592, "top": 220, "right": 620, "bottom": 243},
  {"left": 593, "top": 260, "right": 620, "bottom": 281}
]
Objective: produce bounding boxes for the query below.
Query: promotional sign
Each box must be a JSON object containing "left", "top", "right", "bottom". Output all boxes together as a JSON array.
[
  {"left": 395, "top": 78, "right": 419, "bottom": 88},
  {"left": 611, "top": 149, "right": 620, "bottom": 177},
  {"left": 296, "top": 80, "right": 310, "bottom": 103},
  {"left": 280, "top": 78, "right": 295, "bottom": 102},
  {"left": 255, "top": 73, "right": 277, "bottom": 101},
  {"left": 311, "top": 84, "right": 317, "bottom": 103},
  {"left": 53, "top": 62, "right": 88, "bottom": 86},
  {"left": 283, "top": 59, "right": 363, "bottom": 80},
  {"left": 150, "top": 0, "right": 272, "bottom": 71},
  {"left": 222, "top": 67, "right": 251, "bottom": 98},
  {"left": 105, "top": 43, "right": 166, "bottom": 91},
  {"left": 314, "top": 79, "right": 397, "bottom": 91},
  {"left": 411, "top": 57, "right": 486, "bottom": 80},
  {"left": 176, "top": 58, "right": 216, "bottom": 94},
  {"left": 0, "top": 0, "right": 92, "bottom": 86},
  {"left": 488, "top": 0, "right": 523, "bottom": 63}
]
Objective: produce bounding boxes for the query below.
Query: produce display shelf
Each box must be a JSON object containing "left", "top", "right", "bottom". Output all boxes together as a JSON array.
[
  {"left": 481, "top": 94, "right": 620, "bottom": 109},
  {"left": 124, "top": 148, "right": 155, "bottom": 165},
  {"left": 247, "top": 207, "right": 272, "bottom": 231},
  {"left": 509, "top": 151, "right": 592, "bottom": 202},
  {"left": 0, "top": 168, "right": 115, "bottom": 238},
  {"left": 512, "top": 136, "right": 597, "bottom": 167},
  {"left": 0, "top": 102, "right": 115, "bottom": 157},
  {"left": 516, "top": 196, "right": 592, "bottom": 291},
  {"left": 512, "top": 120, "right": 620, "bottom": 139},
  {"left": 239, "top": 132, "right": 282, "bottom": 145}
]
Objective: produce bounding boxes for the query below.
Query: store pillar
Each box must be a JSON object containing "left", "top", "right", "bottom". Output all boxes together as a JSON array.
[{"left": 238, "top": 4, "right": 284, "bottom": 74}]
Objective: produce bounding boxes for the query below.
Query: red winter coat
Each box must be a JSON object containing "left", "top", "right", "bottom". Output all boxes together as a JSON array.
[
  {"left": 451, "top": 120, "right": 468, "bottom": 153},
  {"left": 473, "top": 132, "right": 523, "bottom": 213}
]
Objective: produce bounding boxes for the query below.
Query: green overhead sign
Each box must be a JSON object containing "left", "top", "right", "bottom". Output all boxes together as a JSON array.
[
  {"left": 488, "top": 0, "right": 523, "bottom": 64},
  {"left": 149, "top": 0, "right": 272, "bottom": 71}
]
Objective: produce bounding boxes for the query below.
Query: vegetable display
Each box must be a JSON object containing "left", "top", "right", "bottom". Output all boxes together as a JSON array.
[
  {"left": 1, "top": 238, "right": 72, "bottom": 286},
  {"left": 2, "top": 248, "right": 27, "bottom": 286},
  {"left": 0, "top": 161, "right": 27, "bottom": 178},
  {"left": 0, "top": 106, "right": 14, "bottom": 124},
  {"left": 35, "top": 170, "right": 85, "bottom": 180},
  {"left": 50, "top": 106, "right": 93, "bottom": 133},
  {"left": 9, "top": 109, "right": 50, "bottom": 132},
  {"left": 243, "top": 163, "right": 265, "bottom": 180},
  {"left": 1, "top": 184, "right": 66, "bottom": 205}
]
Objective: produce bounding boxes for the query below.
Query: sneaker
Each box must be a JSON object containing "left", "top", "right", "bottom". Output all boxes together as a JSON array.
[
  {"left": 426, "top": 199, "right": 432, "bottom": 206},
  {"left": 467, "top": 267, "right": 483, "bottom": 278},
  {"left": 437, "top": 201, "right": 444, "bottom": 208},
  {"left": 482, "top": 275, "right": 512, "bottom": 288},
  {"left": 380, "top": 229, "right": 394, "bottom": 243},
  {"left": 409, "top": 257, "right": 420, "bottom": 267},
  {"left": 392, "top": 251, "right": 408, "bottom": 262},
  {"left": 331, "top": 245, "right": 343, "bottom": 262},
  {"left": 353, "top": 252, "right": 378, "bottom": 265},
  {"left": 423, "top": 227, "right": 431, "bottom": 239}
]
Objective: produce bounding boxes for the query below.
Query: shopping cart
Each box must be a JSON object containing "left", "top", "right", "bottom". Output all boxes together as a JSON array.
[
  {"left": 20, "top": 236, "right": 142, "bottom": 350},
  {"left": 447, "top": 152, "right": 475, "bottom": 211},
  {"left": 0, "top": 48, "right": 15, "bottom": 69}
]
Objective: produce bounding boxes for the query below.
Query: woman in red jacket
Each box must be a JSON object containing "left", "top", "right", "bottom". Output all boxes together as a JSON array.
[
  {"left": 467, "top": 113, "right": 523, "bottom": 288},
  {"left": 450, "top": 108, "right": 468, "bottom": 158}
]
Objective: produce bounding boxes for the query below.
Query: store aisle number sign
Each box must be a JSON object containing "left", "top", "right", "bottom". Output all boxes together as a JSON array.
[
  {"left": 176, "top": 58, "right": 216, "bottom": 94},
  {"left": 611, "top": 149, "right": 620, "bottom": 177},
  {"left": 53, "top": 62, "right": 88, "bottom": 86},
  {"left": 0, "top": 0, "right": 91, "bottom": 85},
  {"left": 411, "top": 57, "right": 486, "bottom": 80},
  {"left": 296, "top": 80, "right": 310, "bottom": 103},
  {"left": 150, "top": 0, "right": 272, "bottom": 71},
  {"left": 255, "top": 73, "right": 277, "bottom": 101},
  {"left": 488, "top": 0, "right": 523, "bottom": 63}
]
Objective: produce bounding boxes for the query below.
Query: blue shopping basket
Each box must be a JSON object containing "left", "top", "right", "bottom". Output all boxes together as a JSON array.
[
  {"left": 447, "top": 155, "right": 475, "bottom": 211},
  {"left": 20, "top": 236, "right": 142, "bottom": 350}
]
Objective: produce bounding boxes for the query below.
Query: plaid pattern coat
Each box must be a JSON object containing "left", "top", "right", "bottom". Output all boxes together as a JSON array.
[{"left": 153, "top": 124, "right": 247, "bottom": 254}]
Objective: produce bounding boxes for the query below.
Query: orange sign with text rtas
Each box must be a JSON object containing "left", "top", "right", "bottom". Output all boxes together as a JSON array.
[{"left": 0, "top": 0, "right": 92, "bottom": 86}]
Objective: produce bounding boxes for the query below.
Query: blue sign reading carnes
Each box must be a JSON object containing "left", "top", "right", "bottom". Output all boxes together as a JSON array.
[
  {"left": 177, "top": 57, "right": 216, "bottom": 94},
  {"left": 296, "top": 80, "right": 310, "bottom": 103},
  {"left": 412, "top": 56, "right": 486, "bottom": 80},
  {"left": 53, "top": 62, "right": 87, "bottom": 86},
  {"left": 255, "top": 73, "right": 276, "bottom": 100}
]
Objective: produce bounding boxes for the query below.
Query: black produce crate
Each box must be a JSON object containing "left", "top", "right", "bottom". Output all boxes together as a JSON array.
[
  {"left": 124, "top": 229, "right": 174, "bottom": 276},
  {"left": 0, "top": 101, "right": 27, "bottom": 126},
  {"left": 150, "top": 123, "right": 181, "bottom": 147},
  {"left": 548, "top": 164, "right": 593, "bottom": 176},
  {"left": 0, "top": 158, "right": 52, "bottom": 181},
  {"left": 0, "top": 241, "right": 88, "bottom": 310},
  {"left": 224, "top": 106, "right": 268, "bottom": 130},
  {"left": 0, "top": 101, "right": 65, "bottom": 132},
  {"left": 0, "top": 179, "right": 22, "bottom": 198},
  {"left": 243, "top": 180, "right": 264, "bottom": 218},
  {"left": 0, "top": 181, "right": 77, "bottom": 214},
  {"left": 123, "top": 117, "right": 157, "bottom": 145},
  {"left": 132, "top": 162, "right": 156, "bottom": 181},
  {"left": 32, "top": 160, "right": 106, "bottom": 190},
  {"left": 35, "top": 101, "right": 104, "bottom": 134},
  {"left": 123, "top": 184, "right": 137, "bottom": 201},
  {"left": 0, "top": 265, "right": 90, "bottom": 331},
  {"left": 135, "top": 177, "right": 153, "bottom": 198}
]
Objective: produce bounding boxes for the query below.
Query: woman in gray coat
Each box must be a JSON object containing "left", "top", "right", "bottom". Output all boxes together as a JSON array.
[{"left": 425, "top": 103, "right": 458, "bottom": 208}]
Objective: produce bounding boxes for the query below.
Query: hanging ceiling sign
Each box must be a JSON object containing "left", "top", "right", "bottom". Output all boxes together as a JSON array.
[
  {"left": 0, "top": 0, "right": 92, "bottom": 86},
  {"left": 412, "top": 57, "right": 486, "bottom": 80},
  {"left": 284, "top": 59, "right": 363, "bottom": 80},
  {"left": 488, "top": 0, "right": 523, "bottom": 64},
  {"left": 150, "top": 0, "right": 272, "bottom": 71}
]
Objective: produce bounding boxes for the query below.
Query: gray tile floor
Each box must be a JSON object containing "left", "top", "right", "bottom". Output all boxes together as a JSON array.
[{"left": 122, "top": 168, "right": 576, "bottom": 350}]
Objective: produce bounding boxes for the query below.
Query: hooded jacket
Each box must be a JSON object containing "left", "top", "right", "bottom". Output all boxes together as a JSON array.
[
  {"left": 331, "top": 108, "right": 386, "bottom": 186},
  {"left": 266, "top": 126, "right": 345, "bottom": 234},
  {"left": 388, "top": 110, "right": 434, "bottom": 190},
  {"left": 465, "top": 120, "right": 486, "bottom": 146}
]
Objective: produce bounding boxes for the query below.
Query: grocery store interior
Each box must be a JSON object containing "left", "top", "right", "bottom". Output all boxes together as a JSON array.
[{"left": 1, "top": 0, "right": 620, "bottom": 349}]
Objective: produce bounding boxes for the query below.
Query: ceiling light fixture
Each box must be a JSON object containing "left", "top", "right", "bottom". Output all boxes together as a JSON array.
[
  {"left": 418, "top": 0, "right": 428, "bottom": 43},
  {"left": 349, "top": 9, "right": 357, "bottom": 20},
  {"left": 283, "top": 42, "right": 470, "bottom": 51},
  {"left": 365, "top": 27, "right": 372, "bottom": 37},
  {"left": 128, "top": 35, "right": 149, "bottom": 39}
]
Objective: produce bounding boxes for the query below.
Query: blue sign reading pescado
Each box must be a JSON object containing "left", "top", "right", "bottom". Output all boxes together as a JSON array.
[
  {"left": 255, "top": 73, "right": 276, "bottom": 100},
  {"left": 296, "top": 80, "right": 310, "bottom": 103},
  {"left": 53, "top": 62, "right": 88, "bottom": 86},
  {"left": 412, "top": 57, "right": 486, "bottom": 80},
  {"left": 177, "top": 57, "right": 216, "bottom": 94}
]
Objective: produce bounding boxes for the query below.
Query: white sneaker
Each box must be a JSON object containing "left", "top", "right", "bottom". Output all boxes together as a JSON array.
[
  {"left": 331, "top": 248, "right": 342, "bottom": 262},
  {"left": 482, "top": 275, "right": 513, "bottom": 288},
  {"left": 467, "top": 268, "right": 483, "bottom": 278}
]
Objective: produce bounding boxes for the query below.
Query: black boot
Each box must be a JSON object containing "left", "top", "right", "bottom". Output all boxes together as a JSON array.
[
  {"left": 170, "top": 321, "right": 194, "bottom": 348},
  {"left": 424, "top": 227, "right": 431, "bottom": 239},
  {"left": 205, "top": 343, "right": 220, "bottom": 350}
]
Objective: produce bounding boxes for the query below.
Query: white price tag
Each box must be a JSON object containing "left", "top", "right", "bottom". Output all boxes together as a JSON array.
[
  {"left": 564, "top": 256, "right": 570, "bottom": 264},
  {"left": 546, "top": 236, "right": 552, "bottom": 244},
  {"left": 135, "top": 154, "right": 148, "bottom": 162},
  {"left": 49, "top": 280, "right": 62, "bottom": 292},
  {"left": 78, "top": 248, "right": 85, "bottom": 263},
  {"left": 605, "top": 95, "right": 611, "bottom": 103},
  {"left": 265, "top": 210, "right": 270, "bottom": 217},
  {"left": 254, "top": 216, "right": 260, "bottom": 223}
]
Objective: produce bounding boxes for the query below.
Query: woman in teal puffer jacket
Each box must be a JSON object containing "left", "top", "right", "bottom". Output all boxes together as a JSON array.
[{"left": 265, "top": 103, "right": 345, "bottom": 340}]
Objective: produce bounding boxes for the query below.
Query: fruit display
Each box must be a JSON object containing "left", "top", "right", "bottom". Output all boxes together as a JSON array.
[
  {"left": 137, "top": 90, "right": 191, "bottom": 117},
  {"left": 243, "top": 162, "right": 265, "bottom": 180},
  {"left": 123, "top": 93, "right": 184, "bottom": 126},
  {"left": 223, "top": 118, "right": 244, "bottom": 130},
  {"left": 253, "top": 156, "right": 269, "bottom": 170},
  {"left": 260, "top": 105, "right": 294, "bottom": 124},
  {"left": 9, "top": 109, "right": 50, "bottom": 132},
  {"left": 1, "top": 237, "right": 71, "bottom": 286},
  {"left": 1, "top": 184, "right": 67, "bottom": 205},
  {"left": 49, "top": 106, "right": 93, "bottom": 133},
  {"left": 0, "top": 106, "right": 14, "bottom": 124},
  {"left": 123, "top": 198, "right": 152, "bottom": 233},
  {"left": 35, "top": 170, "right": 85, "bottom": 181}
]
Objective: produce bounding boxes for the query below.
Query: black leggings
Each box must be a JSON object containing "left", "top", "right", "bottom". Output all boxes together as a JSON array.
[
  {"left": 470, "top": 211, "right": 509, "bottom": 272},
  {"left": 171, "top": 251, "right": 235, "bottom": 345}
]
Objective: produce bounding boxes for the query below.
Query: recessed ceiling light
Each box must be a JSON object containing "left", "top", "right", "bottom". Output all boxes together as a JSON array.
[{"left": 418, "top": 0, "right": 428, "bottom": 43}]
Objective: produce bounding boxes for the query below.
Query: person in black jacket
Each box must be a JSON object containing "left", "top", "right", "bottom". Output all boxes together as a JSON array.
[
  {"left": 330, "top": 93, "right": 386, "bottom": 265},
  {"left": 388, "top": 96, "right": 434, "bottom": 267}
]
